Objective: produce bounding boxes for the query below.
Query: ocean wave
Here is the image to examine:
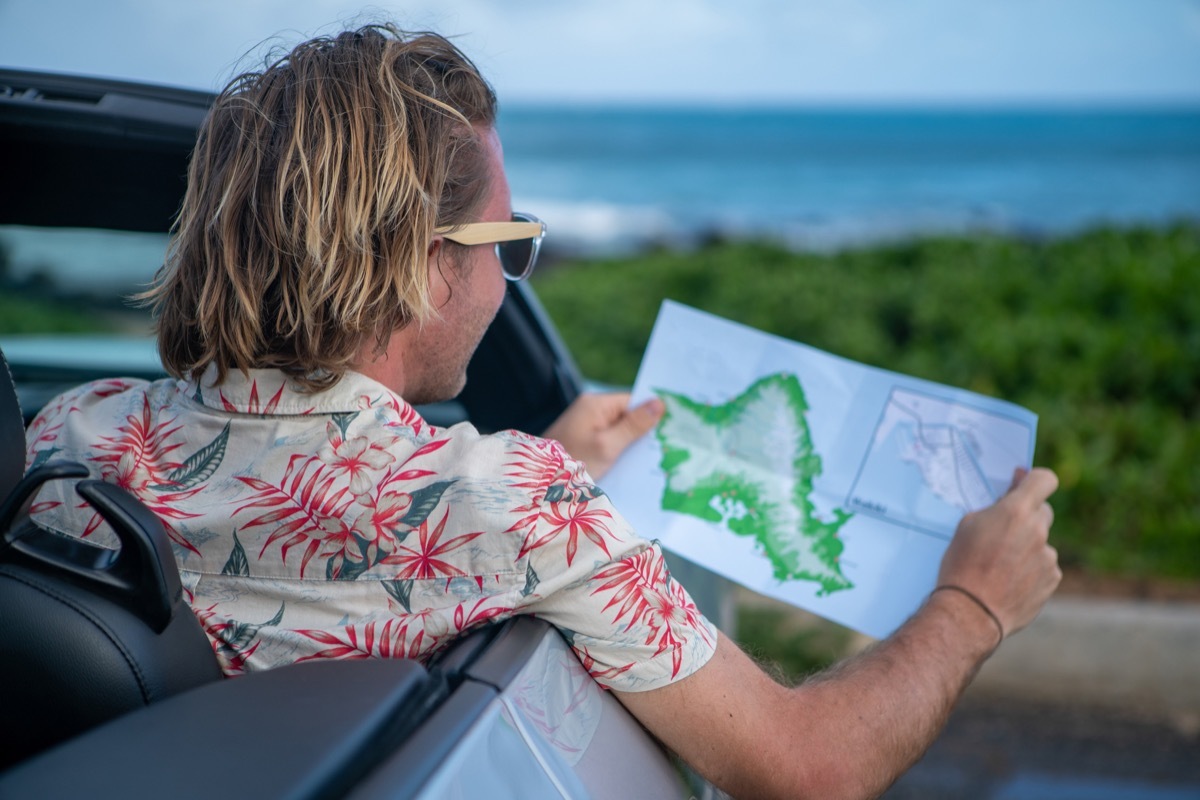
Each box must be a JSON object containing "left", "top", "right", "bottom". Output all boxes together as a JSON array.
[
  {"left": 514, "top": 195, "right": 1158, "bottom": 256},
  {"left": 512, "top": 197, "right": 684, "bottom": 255},
  {"left": 505, "top": 108, "right": 1200, "bottom": 256}
]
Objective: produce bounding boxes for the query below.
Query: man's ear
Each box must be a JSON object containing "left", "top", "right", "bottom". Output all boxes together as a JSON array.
[
  {"left": 426, "top": 235, "right": 452, "bottom": 308},
  {"left": 427, "top": 235, "right": 443, "bottom": 259}
]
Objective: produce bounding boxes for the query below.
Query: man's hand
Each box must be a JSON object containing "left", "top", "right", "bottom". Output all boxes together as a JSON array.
[
  {"left": 542, "top": 393, "right": 664, "bottom": 479},
  {"left": 937, "top": 467, "right": 1062, "bottom": 641}
]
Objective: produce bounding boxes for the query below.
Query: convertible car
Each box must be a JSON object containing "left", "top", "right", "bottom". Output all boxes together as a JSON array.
[{"left": 0, "top": 67, "right": 728, "bottom": 798}]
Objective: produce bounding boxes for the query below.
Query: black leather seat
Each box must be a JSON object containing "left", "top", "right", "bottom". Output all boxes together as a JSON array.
[{"left": 0, "top": 347, "right": 222, "bottom": 769}]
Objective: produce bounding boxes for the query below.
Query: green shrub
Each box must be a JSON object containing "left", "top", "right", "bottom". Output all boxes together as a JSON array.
[{"left": 0, "top": 296, "right": 114, "bottom": 333}]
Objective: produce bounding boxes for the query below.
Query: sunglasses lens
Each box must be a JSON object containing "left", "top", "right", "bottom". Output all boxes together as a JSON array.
[
  {"left": 495, "top": 213, "right": 543, "bottom": 281},
  {"left": 497, "top": 236, "right": 534, "bottom": 280}
]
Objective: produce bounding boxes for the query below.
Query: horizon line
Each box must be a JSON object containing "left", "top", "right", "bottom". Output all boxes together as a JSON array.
[{"left": 499, "top": 95, "right": 1200, "bottom": 112}]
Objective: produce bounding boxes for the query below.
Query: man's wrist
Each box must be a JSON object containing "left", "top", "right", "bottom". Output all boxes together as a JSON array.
[
  {"left": 926, "top": 585, "right": 1004, "bottom": 657},
  {"left": 933, "top": 585, "right": 1003, "bottom": 645}
]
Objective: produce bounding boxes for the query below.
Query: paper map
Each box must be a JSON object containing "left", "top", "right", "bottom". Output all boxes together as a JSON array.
[{"left": 603, "top": 301, "right": 1037, "bottom": 638}]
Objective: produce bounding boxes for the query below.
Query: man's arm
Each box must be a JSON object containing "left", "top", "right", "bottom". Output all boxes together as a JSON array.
[{"left": 616, "top": 468, "right": 1061, "bottom": 800}]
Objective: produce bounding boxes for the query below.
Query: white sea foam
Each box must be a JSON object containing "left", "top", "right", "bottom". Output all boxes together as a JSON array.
[
  {"left": 516, "top": 195, "right": 1035, "bottom": 256},
  {"left": 772, "top": 205, "right": 1024, "bottom": 253},
  {"left": 512, "top": 197, "right": 681, "bottom": 255}
]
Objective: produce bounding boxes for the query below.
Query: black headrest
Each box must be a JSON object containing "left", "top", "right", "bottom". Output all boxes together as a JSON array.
[{"left": 0, "top": 348, "right": 25, "bottom": 503}]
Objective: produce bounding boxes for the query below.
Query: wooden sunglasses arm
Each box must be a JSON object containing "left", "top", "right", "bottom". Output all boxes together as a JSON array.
[{"left": 434, "top": 220, "right": 544, "bottom": 245}]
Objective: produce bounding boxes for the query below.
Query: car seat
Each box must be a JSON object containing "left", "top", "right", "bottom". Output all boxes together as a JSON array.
[{"left": 0, "top": 346, "right": 222, "bottom": 769}]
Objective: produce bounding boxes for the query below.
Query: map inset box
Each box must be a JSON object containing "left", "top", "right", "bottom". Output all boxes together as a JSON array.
[{"left": 847, "top": 387, "right": 1035, "bottom": 540}]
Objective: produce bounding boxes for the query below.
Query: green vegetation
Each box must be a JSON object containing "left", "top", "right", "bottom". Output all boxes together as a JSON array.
[
  {"left": 534, "top": 224, "right": 1200, "bottom": 583},
  {"left": 735, "top": 604, "right": 851, "bottom": 682},
  {"left": 0, "top": 245, "right": 118, "bottom": 334},
  {"left": 0, "top": 294, "right": 115, "bottom": 334}
]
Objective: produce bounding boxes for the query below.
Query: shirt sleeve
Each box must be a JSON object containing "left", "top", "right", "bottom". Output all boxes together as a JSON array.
[{"left": 500, "top": 431, "right": 718, "bottom": 692}]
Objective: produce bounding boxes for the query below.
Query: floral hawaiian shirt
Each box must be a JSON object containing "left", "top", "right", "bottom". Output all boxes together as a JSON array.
[{"left": 25, "top": 367, "right": 716, "bottom": 692}]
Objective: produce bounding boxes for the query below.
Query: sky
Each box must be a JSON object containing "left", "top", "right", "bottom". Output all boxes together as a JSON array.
[{"left": 2, "top": 0, "right": 1199, "bottom": 105}]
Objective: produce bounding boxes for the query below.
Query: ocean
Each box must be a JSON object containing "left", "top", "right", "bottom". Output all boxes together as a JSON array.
[
  {"left": 3, "top": 105, "right": 1198, "bottom": 290},
  {"left": 498, "top": 106, "right": 1200, "bottom": 254}
]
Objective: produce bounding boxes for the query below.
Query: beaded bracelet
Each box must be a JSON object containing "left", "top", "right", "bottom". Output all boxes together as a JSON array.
[{"left": 933, "top": 584, "right": 1004, "bottom": 648}]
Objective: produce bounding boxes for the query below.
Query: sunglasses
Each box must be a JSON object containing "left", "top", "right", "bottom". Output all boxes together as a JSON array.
[{"left": 434, "top": 211, "right": 546, "bottom": 281}]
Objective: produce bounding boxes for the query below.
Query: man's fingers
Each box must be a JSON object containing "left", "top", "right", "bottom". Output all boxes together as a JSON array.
[
  {"left": 612, "top": 397, "right": 665, "bottom": 445},
  {"left": 1006, "top": 466, "right": 1059, "bottom": 506},
  {"left": 1008, "top": 467, "right": 1029, "bottom": 493},
  {"left": 592, "top": 392, "right": 631, "bottom": 424},
  {"left": 1038, "top": 501, "right": 1055, "bottom": 531}
]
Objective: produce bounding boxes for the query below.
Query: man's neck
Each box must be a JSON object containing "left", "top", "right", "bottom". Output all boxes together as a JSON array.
[{"left": 352, "top": 329, "right": 410, "bottom": 397}]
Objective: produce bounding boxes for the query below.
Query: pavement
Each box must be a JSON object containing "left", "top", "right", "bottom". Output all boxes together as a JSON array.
[
  {"left": 887, "top": 597, "right": 1200, "bottom": 799},
  {"left": 969, "top": 595, "right": 1200, "bottom": 729},
  {"left": 726, "top": 581, "right": 1200, "bottom": 729},
  {"left": 881, "top": 691, "right": 1200, "bottom": 799},
  {"left": 730, "top": 586, "right": 1200, "bottom": 797}
]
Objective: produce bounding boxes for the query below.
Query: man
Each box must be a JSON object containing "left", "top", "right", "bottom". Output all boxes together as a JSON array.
[{"left": 26, "top": 24, "right": 1060, "bottom": 799}]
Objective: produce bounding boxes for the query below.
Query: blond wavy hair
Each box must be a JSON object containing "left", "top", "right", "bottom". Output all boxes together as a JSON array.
[{"left": 145, "top": 25, "right": 497, "bottom": 392}]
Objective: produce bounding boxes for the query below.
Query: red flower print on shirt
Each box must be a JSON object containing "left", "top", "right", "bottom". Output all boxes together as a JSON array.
[
  {"left": 574, "top": 644, "right": 636, "bottom": 686},
  {"left": 85, "top": 395, "right": 203, "bottom": 552},
  {"left": 505, "top": 438, "right": 565, "bottom": 504},
  {"left": 297, "top": 617, "right": 426, "bottom": 661},
  {"left": 380, "top": 506, "right": 483, "bottom": 581},
  {"left": 220, "top": 379, "right": 286, "bottom": 415},
  {"left": 518, "top": 499, "right": 616, "bottom": 567},
  {"left": 589, "top": 547, "right": 713, "bottom": 680},
  {"left": 353, "top": 486, "right": 413, "bottom": 551},
  {"left": 233, "top": 453, "right": 355, "bottom": 578},
  {"left": 318, "top": 422, "right": 396, "bottom": 496},
  {"left": 451, "top": 596, "right": 511, "bottom": 635},
  {"left": 361, "top": 390, "right": 434, "bottom": 438},
  {"left": 91, "top": 395, "right": 186, "bottom": 491}
]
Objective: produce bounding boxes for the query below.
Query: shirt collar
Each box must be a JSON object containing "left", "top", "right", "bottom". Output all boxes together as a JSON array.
[{"left": 186, "top": 365, "right": 419, "bottom": 418}]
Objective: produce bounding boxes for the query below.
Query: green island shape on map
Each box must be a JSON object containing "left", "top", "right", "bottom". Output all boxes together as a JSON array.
[{"left": 654, "top": 372, "right": 854, "bottom": 596}]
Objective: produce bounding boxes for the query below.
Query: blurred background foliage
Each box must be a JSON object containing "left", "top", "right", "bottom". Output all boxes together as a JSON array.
[
  {"left": 4, "top": 224, "right": 1195, "bottom": 583},
  {"left": 533, "top": 224, "right": 1200, "bottom": 583},
  {"left": 0, "top": 245, "right": 119, "bottom": 333}
]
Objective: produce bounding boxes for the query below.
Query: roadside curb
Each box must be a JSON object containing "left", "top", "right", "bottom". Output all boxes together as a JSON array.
[
  {"left": 733, "top": 587, "right": 1200, "bottom": 725},
  {"left": 968, "top": 596, "right": 1200, "bottom": 725}
]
